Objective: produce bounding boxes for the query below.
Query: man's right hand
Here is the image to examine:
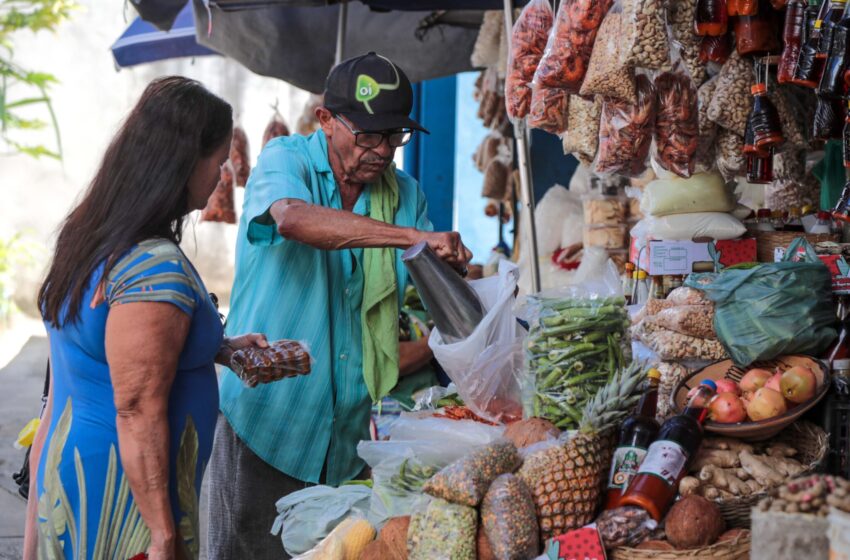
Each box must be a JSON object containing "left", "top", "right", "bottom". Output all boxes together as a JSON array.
[{"left": 412, "top": 231, "right": 473, "bottom": 268}]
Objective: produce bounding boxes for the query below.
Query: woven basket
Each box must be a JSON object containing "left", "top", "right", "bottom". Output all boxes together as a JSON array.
[
  {"left": 711, "top": 421, "right": 828, "bottom": 529},
  {"left": 611, "top": 532, "right": 750, "bottom": 560},
  {"left": 755, "top": 230, "right": 839, "bottom": 263}
]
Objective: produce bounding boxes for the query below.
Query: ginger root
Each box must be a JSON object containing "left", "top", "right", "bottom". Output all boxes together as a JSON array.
[
  {"left": 739, "top": 450, "right": 803, "bottom": 487},
  {"left": 766, "top": 442, "right": 798, "bottom": 458},
  {"left": 692, "top": 448, "right": 741, "bottom": 470},
  {"left": 699, "top": 465, "right": 752, "bottom": 496},
  {"left": 702, "top": 438, "right": 754, "bottom": 454},
  {"left": 679, "top": 476, "right": 701, "bottom": 496}
]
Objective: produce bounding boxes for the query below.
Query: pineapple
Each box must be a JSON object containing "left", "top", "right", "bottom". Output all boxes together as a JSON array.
[{"left": 518, "top": 362, "right": 646, "bottom": 542}]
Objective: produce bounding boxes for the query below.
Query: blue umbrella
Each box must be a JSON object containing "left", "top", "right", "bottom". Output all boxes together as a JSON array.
[{"left": 111, "top": 3, "right": 218, "bottom": 68}]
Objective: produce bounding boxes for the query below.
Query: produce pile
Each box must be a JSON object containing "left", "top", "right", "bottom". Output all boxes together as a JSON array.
[{"left": 526, "top": 293, "right": 631, "bottom": 429}]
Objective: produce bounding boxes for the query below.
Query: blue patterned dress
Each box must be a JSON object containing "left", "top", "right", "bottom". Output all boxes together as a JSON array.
[{"left": 36, "top": 239, "right": 224, "bottom": 560}]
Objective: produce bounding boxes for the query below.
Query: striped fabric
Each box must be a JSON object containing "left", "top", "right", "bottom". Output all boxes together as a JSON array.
[
  {"left": 107, "top": 239, "right": 203, "bottom": 315},
  {"left": 219, "top": 130, "right": 432, "bottom": 485}
]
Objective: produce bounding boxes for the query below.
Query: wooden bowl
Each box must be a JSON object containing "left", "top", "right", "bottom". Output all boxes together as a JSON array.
[{"left": 670, "top": 355, "right": 830, "bottom": 441}]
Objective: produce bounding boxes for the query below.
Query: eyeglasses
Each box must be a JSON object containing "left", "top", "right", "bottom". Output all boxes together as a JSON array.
[{"left": 334, "top": 115, "right": 414, "bottom": 149}]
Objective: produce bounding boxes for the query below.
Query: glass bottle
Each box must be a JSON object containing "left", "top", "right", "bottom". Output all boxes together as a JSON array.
[
  {"left": 619, "top": 379, "right": 717, "bottom": 521},
  {"left": 779, "top": 0, "right": 807, "bottom": 84},
  {"left": 695, "top": 0, "right": 729, "bottom": 36},
  {"left": 605, "top": 369, "right": 662, "bottom": 510},
  {"left": 820, "top": 1, "right": 850, "bottom": 96},
  {"left": 811, "top": 210, "right": 835, "bottom": 233},
  {"left": 756, "top": 208, "right": 776, "bottom": 230},
  {"left": 623, "top": 262, "right": 636, "bottom": 305},
  {"left": 793, "top": 0, "right": 830, "bottom": 88},
  {"left": 771, "top": 209, "right": 787, "bottom": 230},
  {"left": 650, "top": 276, "right": 666, "bottom": 300},
  {"left": 785, "top": 206, "right": 806, "bottom": 231}
]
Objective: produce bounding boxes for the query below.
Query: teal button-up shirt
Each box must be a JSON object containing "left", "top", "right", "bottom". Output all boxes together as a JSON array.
[{"left": 220, "top": 130, "right": 432, "bottom": 485}]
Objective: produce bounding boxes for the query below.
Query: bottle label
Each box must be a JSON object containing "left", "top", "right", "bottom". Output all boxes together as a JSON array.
[
  {"left": 834, "top": 359, "right": 850, "bottom": 369},
  {"left": 636, "top": 440, "right": 688, "bottom": 487},
  {"left": 607, "top": 445, "right": 648, "bottom": 491}
]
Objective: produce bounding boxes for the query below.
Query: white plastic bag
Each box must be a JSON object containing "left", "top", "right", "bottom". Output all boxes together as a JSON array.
[
  {"left": 429, "top": 260, "right": 523, "bottom": 424},
  {"left": 640, "top": 172, "right": 736, "bottom": 217},
  {"left": 636, "top": 212, "right": 746, "bottom": 241}
]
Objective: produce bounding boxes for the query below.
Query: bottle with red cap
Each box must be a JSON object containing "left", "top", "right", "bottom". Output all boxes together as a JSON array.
[{"left": 619, "top": 379, "right": 717, "bottom": 521}]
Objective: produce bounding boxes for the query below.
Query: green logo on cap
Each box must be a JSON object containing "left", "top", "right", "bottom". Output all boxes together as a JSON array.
[{"left": 354, "top": 55, "right": 400, "bottom": 114}]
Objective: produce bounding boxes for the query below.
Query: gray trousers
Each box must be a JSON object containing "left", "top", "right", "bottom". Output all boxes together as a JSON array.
[{"left": 205, "top": 415, "right": 311, "bottom": 560}]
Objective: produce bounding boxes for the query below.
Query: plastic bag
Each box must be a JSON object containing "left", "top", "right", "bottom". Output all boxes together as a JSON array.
[
  {"left": 583, "top": 225, "right": 628, "bottom": 249},
  {"left": 471, "top": 11, "right": 503, "bottom": 68},
  {"left": 270, "top": 485, "right": 374, "bottom": 557},
  {"left": 525, "top": 265, "right": 630, "bottom": 429},
  {"left": 648, "top": 304, "right": 716, "bottom": 339},
  {"left": 505, "top": 0, "right": 554, "bottom": 120},
  {"left": 654, "top": 71, "right": 700, "bottom": 178},
  {"left": 481, "top": 474, "right": 540, "bottom": 559},
  {"left": 716, "top": 128, "right": 746, "bottom": 180},
  {"left": 632, "top": 319, "right": 728, "bottom": 360},
  {"left": 596, "top": 506, "right": 659, "bottom": 548},
  {"left": 428, "top": 260, "right": 523, "bottom": 424},
  {"left": 422, "top": 441, "right": 521, "bottom": 507},
  {"left": 527, "top": 86, "right": 569, "bottom": 134},
  {"left": 201, "top": 160, "right": 236, "bottom": 224},
  {"left": 229, "top": 339, "right": 312, "bottom": 388},
  {"left": 667, "top": 286, "right": 711, "bottom": 305},
  {"left": 230, "top": 125, "right": 251, "bottom": 187},
  {"left": 533, "top": 0, "right": 614, "bottom": 93},
  {"left": 262, "top": 111, "right": 290, "bottom": 147},
  {"left": 684, "top": 252, "right": 837, "bottom": 366},
  {"left": 696, "top": 76, "right": 719, "bottom": 170},
  {"left": 621, "top": 0, "right": 669, "bottom": 69},
  {"left": 641, "top": 172, "right": 735, "bottom": 216},
  {"left": 669, "top": 0, "right": 708, "bottom": 84},
  {"left": 595, "top": 74, "right": 656, "bottom": 177},
  {"left": 639, "top": 212, "right": 747, "bottom": 241},
  {"left": 708, "top": 51, "right": 753, "bottom": 136},
  {"left": 583, "top": 195, "right": 628, "bottom": 226},
  {"left": 407, "top": 497, "right": 477, "bottom": 560},
  {"left": 562, "top": 95, "right": 602, "bottom": 165},
  {"left": 290, "top": 515, "right": 377, "bottom": 560},
  {"left": 580, "top": 7, "right": 637, "bottom": 103}
]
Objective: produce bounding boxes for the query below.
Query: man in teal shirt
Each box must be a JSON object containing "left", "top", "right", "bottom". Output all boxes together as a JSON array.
[{"left": 206, "top": 53, "right": 471, "bottom": 559}]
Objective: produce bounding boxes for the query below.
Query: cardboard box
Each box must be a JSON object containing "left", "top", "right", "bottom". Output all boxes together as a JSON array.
[{"left": 630, "top": 238, "right": 757, "bottom": 275}]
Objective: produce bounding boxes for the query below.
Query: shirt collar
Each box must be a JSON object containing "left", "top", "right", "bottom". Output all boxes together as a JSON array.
[{"left": 308, "top": 130, "right": 333, "bottom": 175}]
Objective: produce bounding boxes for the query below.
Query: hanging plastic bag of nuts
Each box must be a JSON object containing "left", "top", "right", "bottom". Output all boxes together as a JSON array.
[
  {"left": 707, "top": 51, "right": 753, "bottom": 137},
  {"left": 696, "top": 75, "right": 719, "bottom": 172},
  {"left": 230, "top": 125, "right": 251, "bottom": 188},
  {"left": 505, "top": 0, "right": 554, "bottom": 120},
  {"left": 715, "top": 128, "right": 746, "bottom": 180},
  {"left": 594, "top": 74, "right": 656, "bottom": 177},
  {"left": 533, "top": 0, "right": 615, "bottom": 94},
  {"left": 668, "top": 0, "right": 708, "bottom": 85},
  {"left": 422, "top": 441, "right": 521, "bottom": 507},
  {"left": 562, "top": 95, "right": 603, "bottom": 165},
  {"left": 620, "top": 0, "right": 670, "bottom": 70},
  {"left": 229, "top": 339, "right": 313, "bottom": 388},
  {"left": 202, "top": 160, "right": 237, "bottom": 224},
  {"left": 481, "top": 474, "right": 540, "bottom": 560},
  {"left": 528, "top": 85, "right": 570, "bottom": 134},
  {"left": 769, "top": 87, "right": 807, "bottom": 150},
  {"left": 580, "top": 5, "right": 638, "bottom": 103},
  {"left": 654, "top": 71, "right": 700, "bottom": 178},
  {"left": 408, "top": 497, "right": 477, "bottom": 560}
]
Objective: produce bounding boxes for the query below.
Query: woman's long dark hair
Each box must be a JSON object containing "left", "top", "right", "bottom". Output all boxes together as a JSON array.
[{"left": 39, "top": 76, "right": 232, "bottom": 327}]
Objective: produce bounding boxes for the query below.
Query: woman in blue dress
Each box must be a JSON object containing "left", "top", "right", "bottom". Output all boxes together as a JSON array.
[{"left": 24, "top": 76, "right": 268, "bottom": 560}]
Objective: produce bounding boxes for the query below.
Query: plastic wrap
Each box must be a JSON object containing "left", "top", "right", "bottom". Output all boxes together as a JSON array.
[
  {"left": 669, "top": 0, "right": 708, "bottom": 83},
  {"left": 580, "top": 8, "right": 637, "bottom": 103},
  {"left": 201, "top": 160, "right": 236, "bottom": 224},
  {"left": 480, "top": 474, "right": 540, "bottom": 560},
  {"left": 699, "top": 34, "right": 732, "bottom": 64},
  {"left": 716, "top": 128, "right": 747, "bottom": 180},
  {"left": 407, "top": 498, "right": 477, "bottom": 560},
  {"left": 621, "top": 0, "right": 669, "bottom": 69},
  {"left": 230, "top": 125, "right": 250, "bottom": 187},
  {"left": 595, "top": 74, "right": 656, "bottom": 177},
  {"left": 632, "top": 319, "right": 728, "bottom": 360},
  {"left": 667, "top": 286, "right": 711, "bottom": 305},
  {"left": 708, "top": 51, "right": 754, "bottom": 136},
  {"left": 533, "top": 0, "right": 615, "bottom": 93},
  {"left": 641, "top": 173, "right": 735, "bottom": 216},
  {"left": 638, "top": 212, "right": 746, "bottom": 241},
  {"left": 596, "top": 506, "right": 659, "bottom": 548},
  {"left": 422, "top": 441, "right": 521, "bottom": 507},
  {"left": 654, "top": 71, "right": 699, "bottom": 178},
  {"left": 525, "top": 275, "right": 630, "bottom": 430},
  {"left": 229, "top": 339, "right": 312, "bottom": 387},
  {"left": 562, "top": 95, "right": 603, "bottom": 164},
  {"left": 505, "top": 0, "right": 554, "bottom": 120},
  {"left": 648, "top": 304, "right": 717, "bottom": 339},
  {"left": 696, "top": 76, "right": 719, "bottom": 171},
  {"left": 770, "top": 87, "right": 807, "bottom": 149},
  {"left": 527, "top": 86, "right": 570, "bottom": 134},
  {"left": 583, "top": 195, "right": 628, "bottom": 225}
]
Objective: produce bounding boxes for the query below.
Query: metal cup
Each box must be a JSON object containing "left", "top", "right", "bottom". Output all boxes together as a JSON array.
[{"left": 402, "top": 241, "right": 484, "bottom": 343}]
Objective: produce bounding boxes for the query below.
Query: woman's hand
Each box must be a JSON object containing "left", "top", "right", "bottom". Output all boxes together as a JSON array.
[{"left": 215, "top": 333, "right": 270, "bottom": 367}]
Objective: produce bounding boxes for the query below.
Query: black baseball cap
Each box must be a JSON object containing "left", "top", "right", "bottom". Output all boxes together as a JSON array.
[{"left": 324, "top": 52, "right": 429, "bottom": 134}]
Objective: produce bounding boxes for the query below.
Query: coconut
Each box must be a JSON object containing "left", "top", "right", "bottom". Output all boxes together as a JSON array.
[
  {"left": 360, "top": 539, "right": 393, "bottom": 559},
  {"left": 503, "top": 417, "right": 560, "bottom": 449},
  {"left": 665, "top": 495, "right": 725, "bottom": 549},
  {"left": 378, "top": 516, "right": 410, "bottom": 560}
]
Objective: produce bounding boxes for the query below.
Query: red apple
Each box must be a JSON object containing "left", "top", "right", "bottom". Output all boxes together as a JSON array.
[
  {"left": 709, "top": 393, "right": 748, "bottom": 423},
  {"left": 740, "top": 369, "right": 773, "bottom": 394},
  {"left": 746, "top": 388, "right": 788, "bottom": 421},
  {"left": 765, "top": 372, "right": 783, "bottom": 393},
  {"left": 714, "top": 379, "right": 741, "bottom": 396},
  {"left": 780, "top": 366, "right": 818, "bottom": 404}
]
